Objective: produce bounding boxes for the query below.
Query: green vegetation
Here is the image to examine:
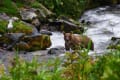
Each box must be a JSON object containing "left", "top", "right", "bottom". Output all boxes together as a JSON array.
[
  {"left": 0, "top": 49, "right": 120, "bottom": 80},
  {"left": 0, "top": 0, "right": 18, "bottom": 16},
  {"left": 13, "top": 21, "right": 33, "bottom": 34},
  {"left": 0, "top": 20, "right": 33, "bottom": 34},
  {"left": 0, "top": 0, "right": 119, "bottom": 18},
  {"left": 38, "top": 0, "right": 87, "bottom": 19}
]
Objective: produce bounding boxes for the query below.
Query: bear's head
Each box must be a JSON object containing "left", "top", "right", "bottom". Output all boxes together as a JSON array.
[{"left": 63, "top": 32, "right": 72, "bottom": 41}]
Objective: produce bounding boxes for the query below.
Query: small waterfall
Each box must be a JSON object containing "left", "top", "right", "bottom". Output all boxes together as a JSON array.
[{"left": 50, "top": 32, "right": 65, "bottom": 48}]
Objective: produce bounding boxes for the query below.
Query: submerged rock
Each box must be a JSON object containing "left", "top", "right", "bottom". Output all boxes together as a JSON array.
[
  {"left": 40, "top": 30, "right": 52, "bottom": 35},
  {"left": 48, "top": 46, "right": 65, "bottom": 55}
]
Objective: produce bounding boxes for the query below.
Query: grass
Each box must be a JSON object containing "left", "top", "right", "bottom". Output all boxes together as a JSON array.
[
  {"left": 0, "top": 49, "right": 120, "bottom": 80},
  {"left": 0, "top": 0, "right": 19, "bottom": 16}
]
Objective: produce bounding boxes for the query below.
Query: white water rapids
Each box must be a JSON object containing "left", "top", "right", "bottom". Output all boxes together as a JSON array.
[
  {"left": 50, "top": 5, "right": 120, "bottom": 54},
  {"left": 81, "top": 5, "right": 120, "bottom": 54}
]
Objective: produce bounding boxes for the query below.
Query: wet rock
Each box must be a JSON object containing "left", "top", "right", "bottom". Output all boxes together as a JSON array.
[
  {"left": 4, "top": 33, "right": 25, "bottom": 41},
  {"left": 20, "top": 8, "right": 37, "bottom": 22},
  {"left": 2, "top": 33, "right": 25, "bottom": 50},
  {"left": 15, "top": 41, "right": 30, "bottom": 51},
  {"left": 107, "top": 37, "right": 120, "bottom": 49},
  {"left": 40, "top": 30, "right": 52, "bottom": 35},
  {"left": 23, "top": 34, "right": 51, "bottom": 51},
  {"left": 31, "top": 18, "right": 41, "bottom": 32},
  {"left": 0, "top": 33, "right": 51, "bottom": 51},
  {"left": 48, "top": 18, "right": 84, "bottom": 33},
  {"left": 48, "top": 46, "right": 65, "bottom": 55},
  {"left": 111, "top": 37, "right": 120, "bottom": 41}
]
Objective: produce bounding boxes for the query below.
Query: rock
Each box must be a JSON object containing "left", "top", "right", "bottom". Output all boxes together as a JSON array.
[
  {"left": 111, "top": 37, "right": 120, "bottom": 41},
  {"left": 107, "top": 37, "right": 120, "bottom": 49},
  {"left": 23, "top": 34, "right": 51, "bottom": 51},
  {"left": 11, "top": 17, "right": 19, "bottom": 21},
  {"left": 4, "top": 33, "right": 25, "bottom": 41},
  {"left": 20, "top": 8, "right": 37, "bottom": 21},
  {"left": 48, "top": 19, "right": 84, "bottom": 33},
  {"left": 31, "top": 18, "right": 41, "bottom": 32},
  {"left": 2, "top": 33, "right": 25, "bottom": 50},
  {"left": 48, "top": 46, "right": 65, "bottom": 55},
  {"left": 40, "top": 30, "right": 52, "bottom": 35},
  {"left": 0, "top": 33, "right": 51, "bottom": 51},
  {"left": 35, "top": 3, "right": 53, "bottom": 19},
  {"left": 0, "top": 13, "right": 10, "bottom": 21},
  {"left": 15, "top": 41, "right": 30, "bottom": 51}
]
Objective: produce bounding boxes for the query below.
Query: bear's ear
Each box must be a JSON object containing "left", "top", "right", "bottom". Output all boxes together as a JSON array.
[
  {"left": 70, "top": 31, "right": 73, "bottom": 34},
  {"left": 70, "top": 31, "right": 73, "bottom": 36}
]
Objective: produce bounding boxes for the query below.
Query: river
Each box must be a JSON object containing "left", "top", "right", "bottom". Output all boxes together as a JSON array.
[
  {"left": 80, "top": 5, "right": 120, "bottom": 54},
  {"left": 50, "top": 5, "right": 120, "bottom": 55}
]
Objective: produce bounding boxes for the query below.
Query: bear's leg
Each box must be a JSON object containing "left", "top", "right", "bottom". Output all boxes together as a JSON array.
[{"left": 65, "top": 42, "right": 70, "bottom": 50}]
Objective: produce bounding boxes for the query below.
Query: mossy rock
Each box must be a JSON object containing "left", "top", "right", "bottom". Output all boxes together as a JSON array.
[
  {"left": 0, "top": 35, "right": 12, "bottom": 47},
  {"left": 22, "top": 34, "right": 51, "bottom": 51},
  {"left": 14, "top": 41, "right": 30, "bottom": 51},
  {"left": 0, "top": 20, "right": 33, "bottom": 35},
  {"left": 0, "top": 34, "right": 51, "bottom": 51}
]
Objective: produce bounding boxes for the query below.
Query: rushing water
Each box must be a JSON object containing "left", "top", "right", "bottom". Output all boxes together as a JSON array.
[
  {"left": 50, "top": 5, "right": 120, "bottom": 54},
  {"left": 80, "top": 5, "right": 120, "bottom": 54},
  {"left": 50, "top": 32, "right": 65, "bottom": 48}
]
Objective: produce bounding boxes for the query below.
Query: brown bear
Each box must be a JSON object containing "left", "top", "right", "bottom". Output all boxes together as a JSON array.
[{"left": 63, "top": 32, "right": 94, "bottom": 50}]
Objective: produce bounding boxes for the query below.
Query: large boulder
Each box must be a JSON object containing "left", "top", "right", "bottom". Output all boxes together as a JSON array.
[
  {"left": 0, "top": 33, "right": 51, "bottom": 51},
  {"left": 48, "top": 18, "right": 84, "bottom": 33},
  {"left": 20, "top": 5, "right": 53, "bottom": 22},
  {"left": 20, "top": 8, "right": 37, "bottom": 22},
  {"left": 23, "top": 34, "right": 51, "bottom": 51}
]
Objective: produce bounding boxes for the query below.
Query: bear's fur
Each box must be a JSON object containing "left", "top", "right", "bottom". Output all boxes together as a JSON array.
[{"left": 64, "top": 33, "right": 94, "bottom": 50}]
